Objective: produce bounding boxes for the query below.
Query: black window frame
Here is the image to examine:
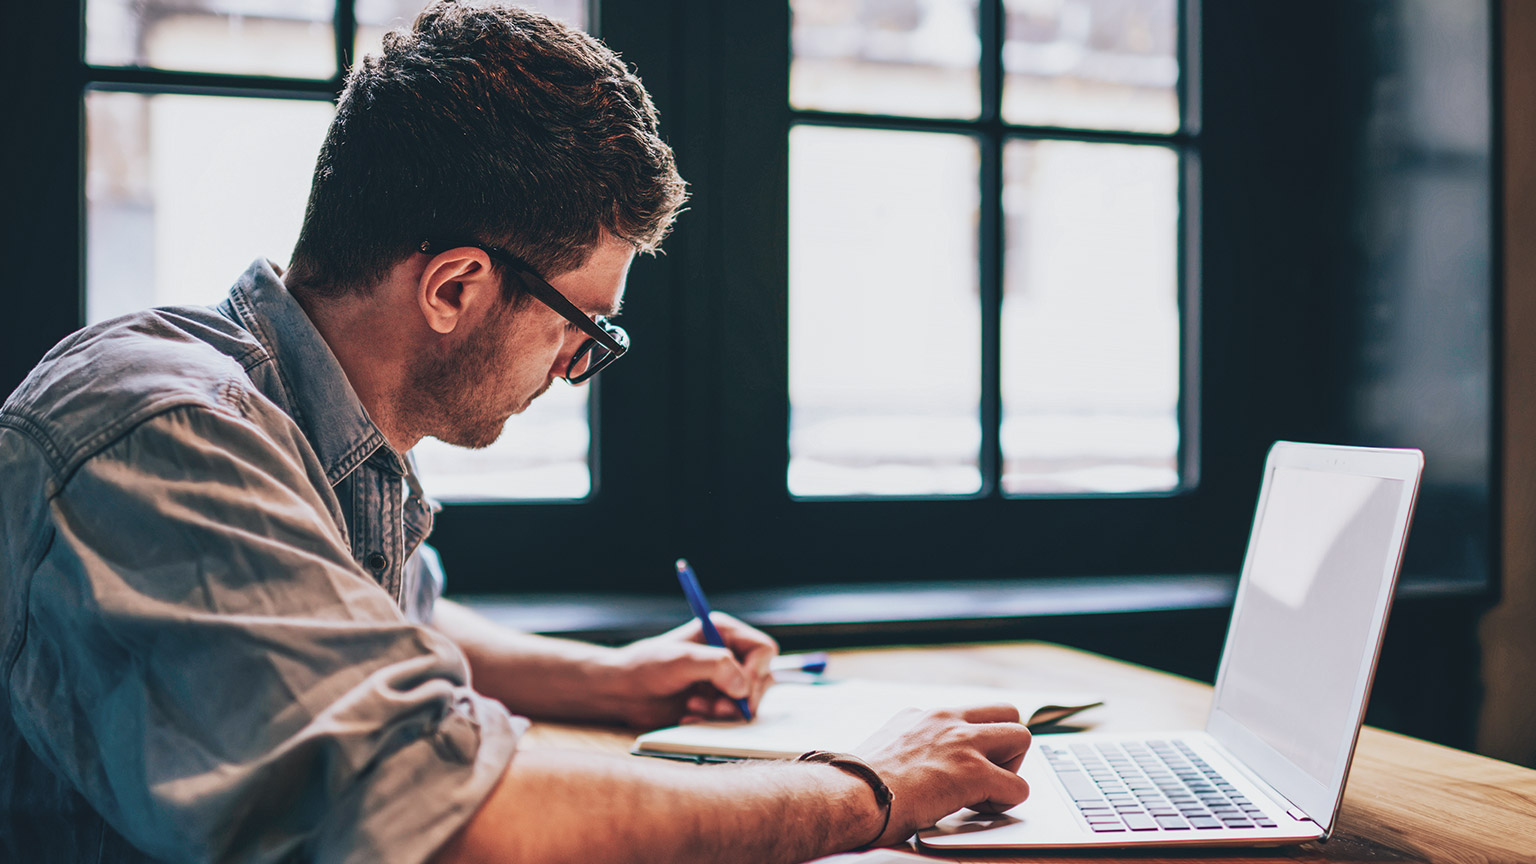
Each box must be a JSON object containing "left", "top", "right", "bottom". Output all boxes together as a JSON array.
[
  {"left": 443, "top": 1, "right": 1500, "bottom": 601},
  {"left": 3, "top": 1, "right": 1500, "bottom": 607}
]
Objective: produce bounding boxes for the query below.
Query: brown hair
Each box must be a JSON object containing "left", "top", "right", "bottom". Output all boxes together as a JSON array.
[{"left": 285, "top": 1, "right": 687, "bottom": 299}]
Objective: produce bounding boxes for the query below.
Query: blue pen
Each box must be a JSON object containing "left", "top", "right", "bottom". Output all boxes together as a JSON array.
[
  {"left": 675, "top": 558, "right": 754, "bottom": 721},
  {"left": 771, "top": 652, "right": 829, "bottom": 675}
]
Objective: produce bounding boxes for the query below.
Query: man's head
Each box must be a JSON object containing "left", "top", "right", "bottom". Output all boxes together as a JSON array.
[
  {"left": 283, "top": 2, "right": 685, "bottom": 451},
  {"left": 397, "top": 233, "right": 637, "bottom": 448},
  {"left": 285, "top": 0, "right": 687, "bottom": 299}
]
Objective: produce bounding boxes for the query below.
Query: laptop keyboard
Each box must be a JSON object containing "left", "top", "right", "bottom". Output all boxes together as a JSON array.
[{"left": 1040, "top": 740, "right": 1280, "bottom": 833}]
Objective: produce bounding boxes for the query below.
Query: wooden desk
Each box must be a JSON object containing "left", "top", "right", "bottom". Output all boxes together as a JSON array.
[{"left": 521, "top": 643, "right": 1536, "bottom": 864}]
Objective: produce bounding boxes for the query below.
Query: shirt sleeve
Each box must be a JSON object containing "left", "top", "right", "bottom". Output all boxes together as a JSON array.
[{"left": 7, "top": 402, "right": 524, "bottom": 864}]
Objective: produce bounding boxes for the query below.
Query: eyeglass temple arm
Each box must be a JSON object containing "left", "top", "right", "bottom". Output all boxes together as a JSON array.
[{"left": 420, "top": 240, "right": 626, "bottom": 354}]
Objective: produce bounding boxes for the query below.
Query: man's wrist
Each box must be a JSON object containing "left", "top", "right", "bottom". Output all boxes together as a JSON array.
[{"left": 799, "top": 753, "right": 895, "bottom": 849}]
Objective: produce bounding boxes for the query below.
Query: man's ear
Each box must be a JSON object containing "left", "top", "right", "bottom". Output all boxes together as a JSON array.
[{"left": 418, "top": 247, "right": 501, "bottom": 334}]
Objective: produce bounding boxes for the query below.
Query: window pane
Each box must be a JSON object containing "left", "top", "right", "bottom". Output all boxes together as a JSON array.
[
  {"left": 85, "top": 90, "right": 591, "bottom": 501},
  {"left": 1001, "top": 139, "right": 1179, "bottom": 494},
  {"left": 355, "top": 0, "right": 590, "bottom": 60},
  {"left": 789, "top": 126, "right": 981, "bottom": 496},
  {"left": 791, "top": 0, "right": 980, "bottom": 120},
  {"left": 1002, "top": 0, "right": 1178, "bottom": 133},
  {"left": 86, "top": 0, "right": 335, "bottom": 79},
  {"left": 412, "top": 384, "right": 591, "bottom": 501},
  {"left": 85, "top": 91, "right": 333, "bottom": 321}
]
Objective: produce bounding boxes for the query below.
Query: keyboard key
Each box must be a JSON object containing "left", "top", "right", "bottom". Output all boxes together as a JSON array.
[
  {"left": 1188, "top": 816, "right": 1223, "bottom": 829},
  {"left": 1122, "top": 813, "right": 1159, "bottom": 831},
  {"left": 1255, "top": 819, "right": 1278, "bottom": 828},
  {"left": 1090, "top": 823, "right": 1127, "bottom": 832},
  {"left": 1222, "top": 819, "right": 1255, "bottom": 828},
  {"left": 1055, "top": 771, "right": 1100, "bottom": 800},
  {"left": 1155, "top": 815, "right": 1190, "bottom": 830}
]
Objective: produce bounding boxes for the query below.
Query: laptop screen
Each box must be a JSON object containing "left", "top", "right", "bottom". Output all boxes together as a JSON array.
[{"left": 1207, "top": 444, "right": 1420, "bottom": 833}]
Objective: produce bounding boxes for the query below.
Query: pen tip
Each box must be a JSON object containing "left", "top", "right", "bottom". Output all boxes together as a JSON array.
[{"left": 675, "top": 558, "right": 689, "bottom": 571}]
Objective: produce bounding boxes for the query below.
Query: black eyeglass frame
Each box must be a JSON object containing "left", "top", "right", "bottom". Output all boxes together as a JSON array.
[{"left": 418, "top": 239, "right": 630, "bottom": 384}]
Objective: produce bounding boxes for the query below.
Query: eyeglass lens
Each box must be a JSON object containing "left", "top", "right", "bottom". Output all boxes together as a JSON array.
[{"left": 568, "top": 339, "right": 613, "bottom": 382}]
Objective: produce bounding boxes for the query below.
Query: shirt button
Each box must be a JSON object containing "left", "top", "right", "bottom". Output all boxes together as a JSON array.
[{"left": 365, "top": 552, "right": 388, "bottom": 573}]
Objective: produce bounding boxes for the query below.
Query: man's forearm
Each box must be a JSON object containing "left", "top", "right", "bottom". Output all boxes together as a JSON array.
[
  {"left": 430, "top": 598, "right": 628, "bottom": 721},
  {"left": 431, "top": 747, "right": 884, "bottom": 864}
]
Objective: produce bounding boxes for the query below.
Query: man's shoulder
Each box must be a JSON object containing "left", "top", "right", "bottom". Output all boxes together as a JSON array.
[{"left": 0, "top": 305, "right": 274, "bottom": 478}]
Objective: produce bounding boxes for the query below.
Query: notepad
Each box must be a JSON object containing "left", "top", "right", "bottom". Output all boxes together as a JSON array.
[{"left": 632, "top": 678, "right": 1102, "bottom": 761}]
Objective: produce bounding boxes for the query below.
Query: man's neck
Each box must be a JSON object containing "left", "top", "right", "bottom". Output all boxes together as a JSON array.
[{"left": 289, "top": 288, "right": 422, "bottom": 455}]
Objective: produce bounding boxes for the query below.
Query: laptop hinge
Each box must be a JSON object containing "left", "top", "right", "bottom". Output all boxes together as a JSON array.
[{"left": 1203, "top": 736, "right": 1320, "bottom": 830}]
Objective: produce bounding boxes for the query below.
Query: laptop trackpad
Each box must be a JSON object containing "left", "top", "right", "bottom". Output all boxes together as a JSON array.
[{"left": 920, "top": 747, "right": 1087, "bottom": 848}]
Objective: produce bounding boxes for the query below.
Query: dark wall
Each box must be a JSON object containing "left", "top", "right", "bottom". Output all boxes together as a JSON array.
[{"left": 1200, "top": 1, "right": 1495, "bottom": 591}]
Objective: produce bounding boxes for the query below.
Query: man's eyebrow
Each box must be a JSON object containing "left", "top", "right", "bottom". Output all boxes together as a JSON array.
[{"left": 591, "top": 299, "right": 623, "bottom": 318}]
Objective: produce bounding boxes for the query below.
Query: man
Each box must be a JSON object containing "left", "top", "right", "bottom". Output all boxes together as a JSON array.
[{"left": 0, "top": 3, "right": 1033, "bottom": 862}]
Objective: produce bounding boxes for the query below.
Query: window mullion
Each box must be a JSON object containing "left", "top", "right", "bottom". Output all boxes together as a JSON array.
[
  {"left": 979, "top": 0, "right": 1005, "bottom": 496},
  {"left": 334, "top": 0, "right": 356, "bottom": 90},
  {"left": 979, "top": 132, "right": 1003, "bottom": 498},
  {"left": 980, "top": 0, "right": 1003, "bottom": 123}
]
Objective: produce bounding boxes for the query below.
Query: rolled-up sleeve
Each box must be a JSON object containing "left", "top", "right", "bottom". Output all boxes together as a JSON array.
[{"left": 8, "top": 403, "right": 523, "bottom": 864}]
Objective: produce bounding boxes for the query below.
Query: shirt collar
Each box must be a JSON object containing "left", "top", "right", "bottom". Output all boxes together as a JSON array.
[{"left": 222, "top": 258, "right": 403, "bottom": 485}]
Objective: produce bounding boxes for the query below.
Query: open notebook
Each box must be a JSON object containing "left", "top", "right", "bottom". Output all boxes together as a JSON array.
[{"left": 633, "top": 678, "right": 1102, "bottom": 761}]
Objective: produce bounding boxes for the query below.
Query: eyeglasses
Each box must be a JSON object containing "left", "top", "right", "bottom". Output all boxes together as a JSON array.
[{"left": 418, "top": 239, "right": 629, "bottom": 384}]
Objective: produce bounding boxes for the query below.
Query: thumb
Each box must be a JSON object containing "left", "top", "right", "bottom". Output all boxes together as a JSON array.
[{"left": 665, "top": 643, "right": 751, "bottom": 699}]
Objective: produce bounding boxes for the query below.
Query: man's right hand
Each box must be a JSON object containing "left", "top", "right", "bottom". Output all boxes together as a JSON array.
[{"left": 852, "top": 703, "right": 1033, "bottom": 847}]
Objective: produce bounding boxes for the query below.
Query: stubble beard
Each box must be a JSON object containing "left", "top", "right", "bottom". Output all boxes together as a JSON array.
[{"left": 403, "top": 311, "right": 519, "bottom": 450}]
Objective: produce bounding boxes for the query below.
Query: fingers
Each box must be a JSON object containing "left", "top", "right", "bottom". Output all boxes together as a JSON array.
[
  {"left": 968, "top": 766, "right": 1031, "bottom": 814},
  {"left": 955, "top": 720, "right": 1031, "bottom": 813},
  {"left": 683, "top": 692, "right": 750, "bottom": 721},
  {"left": 703, "top": 613, "right": 778, "bottom": 714},
  {"left": 709, "top": 612, "right": 779, "bottom": 655},
  {"left": 738, "top": 643, "right": 775, "bottom": 713},
  {"left": 665, "top": 643, "right": 755, "bottom": 704},
  {"left": 685, "top": 693, "right": 713, "bottom": 717},
  {"left": 621, "top": 614, "right": 780, "bottom": 726},
  {"left": 962, "top": 714, "right": 1032, "bottom": 767},
  {"left": 959, "top": 702, "right": 1023, "bottom": 725}
]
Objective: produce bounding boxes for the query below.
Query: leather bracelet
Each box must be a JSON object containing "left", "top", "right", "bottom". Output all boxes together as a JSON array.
[{"left": 797, "top": 750, "right": 894, "bottom": 848}]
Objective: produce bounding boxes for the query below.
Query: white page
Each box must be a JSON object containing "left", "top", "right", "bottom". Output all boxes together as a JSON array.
[{"left": 634, "top": 679, "right": 1101, "bottom": 760}]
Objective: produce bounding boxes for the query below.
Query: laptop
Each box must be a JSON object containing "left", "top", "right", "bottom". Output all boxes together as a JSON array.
[{"left": 918, "top": 441, "right": 1423, "bottom": 851}]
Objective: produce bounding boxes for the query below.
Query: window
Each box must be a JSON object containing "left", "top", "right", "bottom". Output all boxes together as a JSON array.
[
  {"left": 786, "top": 0, "right": 1187, "bottom": 498},
  {"left": 80, "top": 0, "right": 593, "bottom": 504}
]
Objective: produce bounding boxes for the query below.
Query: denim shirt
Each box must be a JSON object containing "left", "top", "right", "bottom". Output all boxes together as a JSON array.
[{"left": 0, "top": 260, "right": 523, "bottom": 863}]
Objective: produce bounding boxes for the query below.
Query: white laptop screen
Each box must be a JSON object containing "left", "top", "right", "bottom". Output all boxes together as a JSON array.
[{"left": 1208, "top": 452, "right": 1417, "bottom": 830}]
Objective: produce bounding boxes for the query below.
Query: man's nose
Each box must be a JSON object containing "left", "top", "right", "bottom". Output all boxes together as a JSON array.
[{"left": 554, "top": 332, "right": 589, "bottom": 385}]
